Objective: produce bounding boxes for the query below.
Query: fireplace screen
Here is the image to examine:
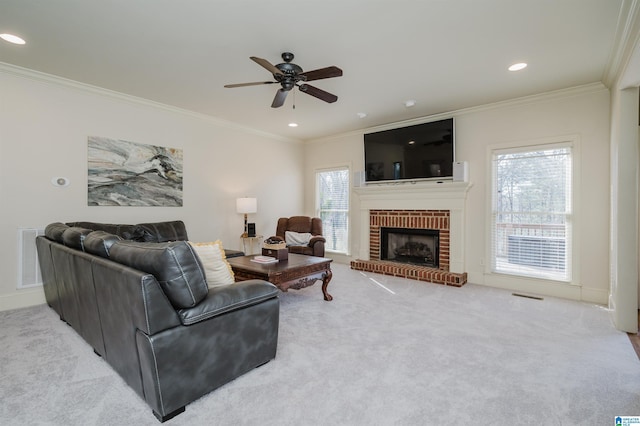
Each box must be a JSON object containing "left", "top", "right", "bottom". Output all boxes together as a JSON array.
[{"left": 380, "top": 227, "right": 439, "bottom": 267}]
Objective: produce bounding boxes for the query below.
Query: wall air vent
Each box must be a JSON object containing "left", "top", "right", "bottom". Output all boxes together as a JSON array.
[{"left": 17, "top": 228, "right": 44, "bottom": 289}]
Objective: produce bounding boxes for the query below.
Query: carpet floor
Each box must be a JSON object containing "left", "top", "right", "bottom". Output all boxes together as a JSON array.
[{"left": 0, "top": 262, "right": 638, "bottom": 425}]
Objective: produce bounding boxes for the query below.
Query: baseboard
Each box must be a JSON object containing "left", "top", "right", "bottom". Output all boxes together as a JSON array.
[
  {"left": 579, "top": 287, "right": 609, "bottom": 305},
  {"left": 325, "top": 252, "right": 352, "bottom": 265},
  {"left": 0, "top": 289, "right": 46, "bottom": 312},
  {"left": 469, "top": 272, "right": 610, "bottom": 305}
]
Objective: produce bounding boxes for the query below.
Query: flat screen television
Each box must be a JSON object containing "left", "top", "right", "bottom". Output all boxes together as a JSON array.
[{"left": 364, "top": 118, "right": 455, "bottom": 183}]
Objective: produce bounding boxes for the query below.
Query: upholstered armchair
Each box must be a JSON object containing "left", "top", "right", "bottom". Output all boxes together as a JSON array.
[{"left": 269, "top": 216, "right": 326, "bottom": 257}]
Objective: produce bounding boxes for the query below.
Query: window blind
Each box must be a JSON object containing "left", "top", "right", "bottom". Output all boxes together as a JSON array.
[
  {"left": 316, "top": 168, "right": 349, "bottom": 253},
  {"left": 491, "top": 145, "right": 572, "bottom": 281}
]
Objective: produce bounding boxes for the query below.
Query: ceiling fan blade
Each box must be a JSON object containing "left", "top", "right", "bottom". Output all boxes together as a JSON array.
[
  {"left": 299, "top": 66, "right": 343, "bottom": 82},
  {"left": 271, "top": 89, "right": 289, "bottom": 108},
  {"left": 250, "top": 56, "right": 284, "bottom": 76},
  {"left": 224, "top": 81, "right": 276, "bottom": 88},
  {"left": 298, "top": 84, "right": 338, "bottom": 103}
]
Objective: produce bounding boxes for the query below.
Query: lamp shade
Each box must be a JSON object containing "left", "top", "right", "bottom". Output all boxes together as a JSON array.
[{"left": 236, "top": 197, "right": 257, "bottom": 214}]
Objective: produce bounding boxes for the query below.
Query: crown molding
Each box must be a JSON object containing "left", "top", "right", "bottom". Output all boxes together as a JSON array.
[
  {"left": 603, "top": 0, "right": 640, "bottom": 88},
  {"left": 0, "top": 62, "right": 301, "bottom": 144},
  {"left": 307, "top": 82, "right": 608, "bottom": 144},
  {"left": 0, "top": 61, "right": 609, "bottom": 147}
]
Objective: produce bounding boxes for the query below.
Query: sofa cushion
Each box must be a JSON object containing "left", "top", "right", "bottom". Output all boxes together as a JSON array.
[
  {"left": 45, "top": 222, "right": 70, "bottom": 243},
  {"left": 177, "top": 280, "right": 278, "bottom": 325},
  {"left": 188, "top": 241, "right": 235, "bottom": 287},
  {"left": 83, "top": 231, "right": 123, "bottom": 258},
  {"left": 135, "top": 221, "right": 188, "bottom": 243},
  {"left": 66, "top": 222, "right": 140, "bottom": 239},
  {"left": 62, "top": 227, "right": 94, "bottom": 250},
  {"left": 109, "top": 240, "right": 208, "bottom": 309}
]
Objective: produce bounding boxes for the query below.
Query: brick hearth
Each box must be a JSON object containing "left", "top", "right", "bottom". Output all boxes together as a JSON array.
[{"left": 350, "top": 209, "right": 467, "bottom": 286}]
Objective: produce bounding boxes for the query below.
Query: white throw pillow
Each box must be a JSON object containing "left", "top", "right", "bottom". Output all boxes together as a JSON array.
[
  {"left": 188, "top": 240, "right": 235, "bottom": 287},
  {"left": 285, "top": 231, "right": 312, "bottom": 246}
]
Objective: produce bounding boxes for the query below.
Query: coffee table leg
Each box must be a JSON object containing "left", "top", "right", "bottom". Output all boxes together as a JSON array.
[{"left": 322, "top": 269, "right": 333, "bottom": 301}]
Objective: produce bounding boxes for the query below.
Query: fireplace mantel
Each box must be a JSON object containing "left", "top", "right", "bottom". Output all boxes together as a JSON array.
[
  {"left": 353, "top": 181, "right": 472, "bottom": 274},
  {"left": 354, "top": 181, "right": 472, "bottom": 208}
]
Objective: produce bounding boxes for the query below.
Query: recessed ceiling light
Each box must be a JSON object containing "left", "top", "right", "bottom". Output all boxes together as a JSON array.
[
  {"left": 0, "top": 33, "right": 26, "bottom": 45},
  {"left": 288, "top": 122, "right": 298, "bottom": 127},
  {"left": 508, "top": 62, "right": 527, "bottom": 71},
  {"left": 356, "top": 112, "right": 367, "bottom": 119},
  {"left": 404, "top": 100, "right": 416, "bottom": 108},
  {"left": 408, "top": 140, "right": 416, "bottom": 145}
]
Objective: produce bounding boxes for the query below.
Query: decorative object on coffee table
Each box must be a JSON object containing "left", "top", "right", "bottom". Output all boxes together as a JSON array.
[
  {"left": 263, "top": 237, "right": 287, "bottom": 259},
  {"left": 262, "top": 247, "right": 288, "bottom": 260},
  {"left": 227, "top": 253, "right": 333, "bottom": 301},
  {"left": 263, "top": 237, "right": 286, "bottom": 250},
  {"left": 236, "top": 197, "right": 257, "bottom": 237}
]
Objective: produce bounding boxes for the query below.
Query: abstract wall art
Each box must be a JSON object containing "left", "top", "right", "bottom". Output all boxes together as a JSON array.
[{"left": 88, "top": 136, "right": 183, "bottom": 206}]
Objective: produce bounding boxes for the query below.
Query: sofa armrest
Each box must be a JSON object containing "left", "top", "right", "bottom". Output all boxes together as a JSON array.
[
  {"left": 224, "top": 249, "right": 245, "bottom": 258},
  {"left": 177, "top": 280, "right": 278, "bottom": 326}
]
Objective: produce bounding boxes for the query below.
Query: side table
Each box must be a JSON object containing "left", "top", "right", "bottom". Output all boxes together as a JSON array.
[{"left": 240, "top": 235, "right": 263, "bottom": 255}]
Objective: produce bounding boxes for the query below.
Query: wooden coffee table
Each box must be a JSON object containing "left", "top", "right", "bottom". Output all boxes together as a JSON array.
[{"left": 227, "top": 253, "right": 333, "bottom": 301}]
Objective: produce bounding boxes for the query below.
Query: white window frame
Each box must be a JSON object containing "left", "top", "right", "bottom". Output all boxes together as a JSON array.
[
  {"left": 315, "top": 166, "right": 350, "bottom": 255},
  {"left": 485, "top": 135, "right": 581, "bottom": 286}
]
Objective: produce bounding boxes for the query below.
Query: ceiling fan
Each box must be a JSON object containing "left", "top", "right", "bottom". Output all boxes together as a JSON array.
[{"left": 224, "top": 52, "right": 343, "bottom": 108}]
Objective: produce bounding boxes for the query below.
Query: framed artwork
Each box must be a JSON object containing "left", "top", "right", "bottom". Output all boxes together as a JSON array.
[{"left": 87, "top": 136, "right": 183, "bottom": 206}]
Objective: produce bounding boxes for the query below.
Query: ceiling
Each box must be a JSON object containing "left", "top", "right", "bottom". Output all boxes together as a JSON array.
[{"left": 0, "top": 1, "right": 627, "bottom": 141}]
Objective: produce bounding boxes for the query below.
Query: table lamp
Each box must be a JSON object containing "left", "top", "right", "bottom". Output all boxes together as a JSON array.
[{"left": 236, "top": 197, "right": 257, "bottom": 237}]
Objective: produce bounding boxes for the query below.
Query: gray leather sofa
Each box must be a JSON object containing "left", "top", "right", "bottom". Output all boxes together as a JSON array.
[{"left": 36, "top": 220, "right": 279, "bottom": 422}]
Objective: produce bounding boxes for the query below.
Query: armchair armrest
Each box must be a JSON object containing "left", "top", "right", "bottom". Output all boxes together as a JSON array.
[
  {"left": 309, "top": 235, "right": 326, "bottom": 246},
  {"left": 309, "top": 236, "right": 326, "bottom": 257}
]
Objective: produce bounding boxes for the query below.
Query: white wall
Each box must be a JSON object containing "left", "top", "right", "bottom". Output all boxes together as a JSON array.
[
  {"left": 0, "top": 66, "right": 305, "bottom": 311},
  {"left": 608, "top": 86, "right": 639, "bottom": 333},
  {"left": 304, "top": 84, "right": 611, "bottom": 304}
]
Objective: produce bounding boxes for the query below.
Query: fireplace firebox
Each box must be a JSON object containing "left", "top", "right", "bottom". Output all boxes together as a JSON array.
[{"left": 380, "top": 227, "right": 439, "bottom": 267}]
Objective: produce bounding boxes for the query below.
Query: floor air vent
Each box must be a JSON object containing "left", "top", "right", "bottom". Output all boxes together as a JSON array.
[
  {"left": 18, "top": 227, "right": 44, "bottom": 289},
  {"left": 512, "top": 293, "right": 544, "bottom": 301}
]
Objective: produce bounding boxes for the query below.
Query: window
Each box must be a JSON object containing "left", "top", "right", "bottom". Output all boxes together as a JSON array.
[
  {"left": 316, "top": 167, "right": 349, "bottom": 254},
  {"left": 491, "top": 143, "right": 573, "bottom": 281}
]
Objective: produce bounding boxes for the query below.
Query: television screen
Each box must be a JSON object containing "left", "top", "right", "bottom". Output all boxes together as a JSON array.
[{"left": 364, "top": 118, "right": 454, "bottom": 182}]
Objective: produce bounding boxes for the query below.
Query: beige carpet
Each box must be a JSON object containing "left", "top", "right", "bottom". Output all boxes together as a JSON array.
[{"left": 1, "top": 262, "right": 638, "bottom": 425}]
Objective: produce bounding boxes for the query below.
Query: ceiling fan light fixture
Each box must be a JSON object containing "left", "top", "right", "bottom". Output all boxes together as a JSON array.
[
  {"left": 508, "top": 62, "right": 527, "bottom": 71},
  {"left": 0, "top": 33, "right": 26, "bottom": 45}
]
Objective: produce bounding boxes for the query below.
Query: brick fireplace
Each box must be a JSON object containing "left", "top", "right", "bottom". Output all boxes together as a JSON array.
[
  {"left": 350, "top": 182, "right": 471, "bottom": 286},
  {"left": 371, "top": 210, "right": 449, "bottom": 268}
]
